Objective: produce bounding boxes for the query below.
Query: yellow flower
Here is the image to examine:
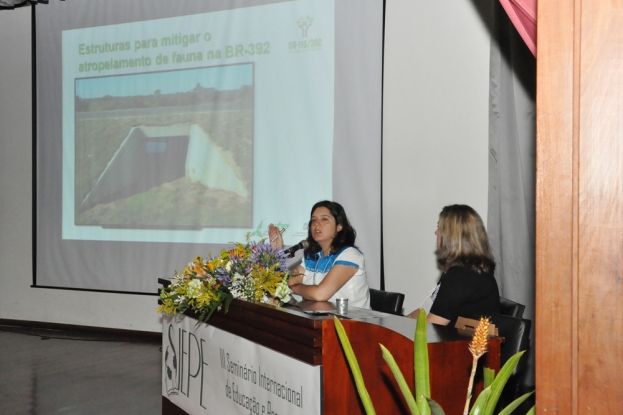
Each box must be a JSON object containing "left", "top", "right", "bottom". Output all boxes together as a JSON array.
[
  {"left": 157, "top": 299, "right": 177, "bottom": 315},
  {"left": 195, "top": 290, "right": 218, "bottom": 308}
]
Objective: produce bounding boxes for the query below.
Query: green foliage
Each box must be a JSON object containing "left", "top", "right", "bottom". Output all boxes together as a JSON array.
[
  {"left": 482, "top": 351, "right": 525, "bottom": 415},
  {"left": 497, "top": 392, "right": 534, "bottom": 415},
  {"left": 484, "top": 367, "right": 495, "bottom": 390},
  {"left": 380, "top": 344, "right": 419, "bottom": 415},
  {"left": 414, "top": 310, "right": 432, "bottom": 415},
  {"left": 333, "top": 317, "right": 376, "bottom": 415},
  {"left": 469, "top": 386, "right": 491, "bottom": 415},
  {"left": 333, "top": 309, "right": 535, "bottom": 415},
  {"left": 196, "top": 290, "right": 232, "bottom": 323},
  {"left": 426, "top": 398, "right": 446, "bottom": 415}
]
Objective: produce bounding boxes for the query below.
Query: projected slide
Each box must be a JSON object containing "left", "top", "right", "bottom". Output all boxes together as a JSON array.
[
  {"left": 74, "top": 65, "right": 253, "bottom": 229},
  {"left": 62, "top": 0, "right": 335, "bottom": 244}
]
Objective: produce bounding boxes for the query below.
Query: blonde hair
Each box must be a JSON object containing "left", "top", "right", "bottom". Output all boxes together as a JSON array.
[{"left": 436, "top": 204, "right": 495, "bottom": 274}]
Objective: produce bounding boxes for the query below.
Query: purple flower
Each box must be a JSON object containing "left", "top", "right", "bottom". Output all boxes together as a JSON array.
[
  {"left": 251, "top": 241, "right": 287, "bottom": 272},
  {"left": 215, "top": 267, "right": 232, "bottom": 285}
]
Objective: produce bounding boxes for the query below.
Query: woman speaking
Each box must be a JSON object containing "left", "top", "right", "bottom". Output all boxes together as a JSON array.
[{"left": 269, "top": 200, "right": 370, "bottom": 309}]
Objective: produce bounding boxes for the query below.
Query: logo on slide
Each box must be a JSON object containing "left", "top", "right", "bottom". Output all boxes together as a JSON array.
[
  {"left": 289, "top": 15, "right": 322, "bottom": 52},
  {"left": 297, "top": 15, "right": 314, "bottom": 38},
  {"left": 248, "top": 221, "right": 290, "bottom": 239}
]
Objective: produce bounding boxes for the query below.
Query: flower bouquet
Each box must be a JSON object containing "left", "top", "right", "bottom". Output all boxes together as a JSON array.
[{"left": 158, "top": 238, "right": 292, "bottom": 323}]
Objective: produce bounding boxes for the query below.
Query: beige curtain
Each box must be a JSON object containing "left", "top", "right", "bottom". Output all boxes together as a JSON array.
[{"left": 487, "top": 0, "right": 536, "bottom": 393}]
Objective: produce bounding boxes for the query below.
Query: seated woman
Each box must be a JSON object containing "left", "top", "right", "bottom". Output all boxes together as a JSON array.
[
  {"left": 407, "top": 204, "right": 500, "bottom": 326},
  {"left": 269, "top": 200, "right": 370, "bottom": 309}
]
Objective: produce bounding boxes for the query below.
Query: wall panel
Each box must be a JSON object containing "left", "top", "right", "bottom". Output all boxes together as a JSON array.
[
  {"left": 577, "top": 2, "right": 623, "bottom": 412},
  {"left": 536, "top": 0, "right": 623, "bottom": 412}
]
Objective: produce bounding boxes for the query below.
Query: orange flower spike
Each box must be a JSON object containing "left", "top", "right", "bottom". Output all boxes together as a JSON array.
[
  {"left": 463, "top": 317, "right": 490, "bottom": 415},
  {"left": 207, "top": 261, "right": 215, "bottom": 271},
  {"left": 468, "top": 317, "right": 490, "bottom": 358}
]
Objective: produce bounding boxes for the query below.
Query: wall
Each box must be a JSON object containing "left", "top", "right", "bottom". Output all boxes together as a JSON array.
[
  {"left": 0, "top": 1, "right": 491, "bottom": 331},
  {"left": 0, "top": 6, "right": 161, "bottom": 331}
]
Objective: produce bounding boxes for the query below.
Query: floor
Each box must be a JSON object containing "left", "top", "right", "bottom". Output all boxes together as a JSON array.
[{"left": 0, "top": 324, "right": 162, "bottom": 415}]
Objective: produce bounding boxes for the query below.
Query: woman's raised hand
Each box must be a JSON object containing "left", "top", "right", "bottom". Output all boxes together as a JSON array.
[{"left": 268, "top": 223, "right": 284, "bottom": 249}]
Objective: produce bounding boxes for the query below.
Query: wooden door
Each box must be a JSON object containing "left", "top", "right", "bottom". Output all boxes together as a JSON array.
[{"left": 536, "top": 1, "right": 623, "bottom": 413}]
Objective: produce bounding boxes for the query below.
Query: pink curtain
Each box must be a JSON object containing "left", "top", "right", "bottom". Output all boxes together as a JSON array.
[
  {"left": 499, "top": 0, "right": 537, "bottom": 56},
  {"left": 1, "top": 0, "right": 47, "bottom": 8}
]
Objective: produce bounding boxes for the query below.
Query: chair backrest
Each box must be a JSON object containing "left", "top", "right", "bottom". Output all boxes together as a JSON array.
[
  {"left": 499, "top": 296, "right": 526, "bottom": 319},
  {"left": 490, "top": 313, "right": 531, "bottom": 365},
  {"left": 489, "top": 313, "right": 532, "bottom": 406},
  {"left": 369, "top": 288, "right": 405, "bottom": 315}
]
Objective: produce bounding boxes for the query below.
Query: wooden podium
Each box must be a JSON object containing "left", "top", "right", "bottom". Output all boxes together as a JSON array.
[{"left": 160, "top": 289, "right": 500, "bottom": 415}]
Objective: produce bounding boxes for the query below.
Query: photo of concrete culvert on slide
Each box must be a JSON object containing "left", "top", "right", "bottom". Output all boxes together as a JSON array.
[{"left": 73, "top": 64, "right": 254, "bottom": 229}]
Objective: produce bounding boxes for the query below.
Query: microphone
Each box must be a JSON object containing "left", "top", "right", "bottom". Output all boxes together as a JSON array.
[{"left": 283, "top": 240, "right": 309, "bottom": 258}]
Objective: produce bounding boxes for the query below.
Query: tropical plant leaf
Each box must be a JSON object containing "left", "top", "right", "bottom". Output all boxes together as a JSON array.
[
  {"left": 426, "top": 398, "right": 446, "bottom": 415},
  {"left": 497, "top": 391, "right": 534, "bottom": 415},
  {"left": 525, "top": 405, "right": 536, "bottom": 414},
  {"left": 415, "top": 309, "right": 431, "bottom": 415},
  {"left": 482, "top": 351, "right": 526, "bottom": 415},
  {"left": 468, "top": 385, "right": 491, "bottom": 415},
  {"left": 483, "top": 367, "right": 495, "bottom": 390},
  {"left": 380, "top": 344, "right": 419, "bottom": 415},
  {"left": 222, "top": 293, "right": 233, "bottom": 313},
  {"left": 417, "top": 394, "right": 432, "bottom": 415},
  {"left": 333, "top": 316, "right": 376, "bottom": 415}
]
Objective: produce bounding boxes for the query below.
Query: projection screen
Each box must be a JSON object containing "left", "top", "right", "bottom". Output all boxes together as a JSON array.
[{"left": 35, "top": 0, "right": 382, "bottom": 294}]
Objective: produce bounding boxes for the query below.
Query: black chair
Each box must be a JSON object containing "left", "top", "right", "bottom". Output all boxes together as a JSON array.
[
  {"left": 489, "top": 313, "right": 533, "bottom": 409},
  {"left": 499, "top": 296, "right": 526, "bottom": 319},
  {"left": 369, "top": 288, "right": 405, "bottom": 315}
]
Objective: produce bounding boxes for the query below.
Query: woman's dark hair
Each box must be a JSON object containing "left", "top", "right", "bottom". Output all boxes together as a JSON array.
[
  {"left": 304, "top": 200, "right": 357, "bottom": 256},
  {"left": 436, "top": 204, "right": 495, "bottom": 274}
]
